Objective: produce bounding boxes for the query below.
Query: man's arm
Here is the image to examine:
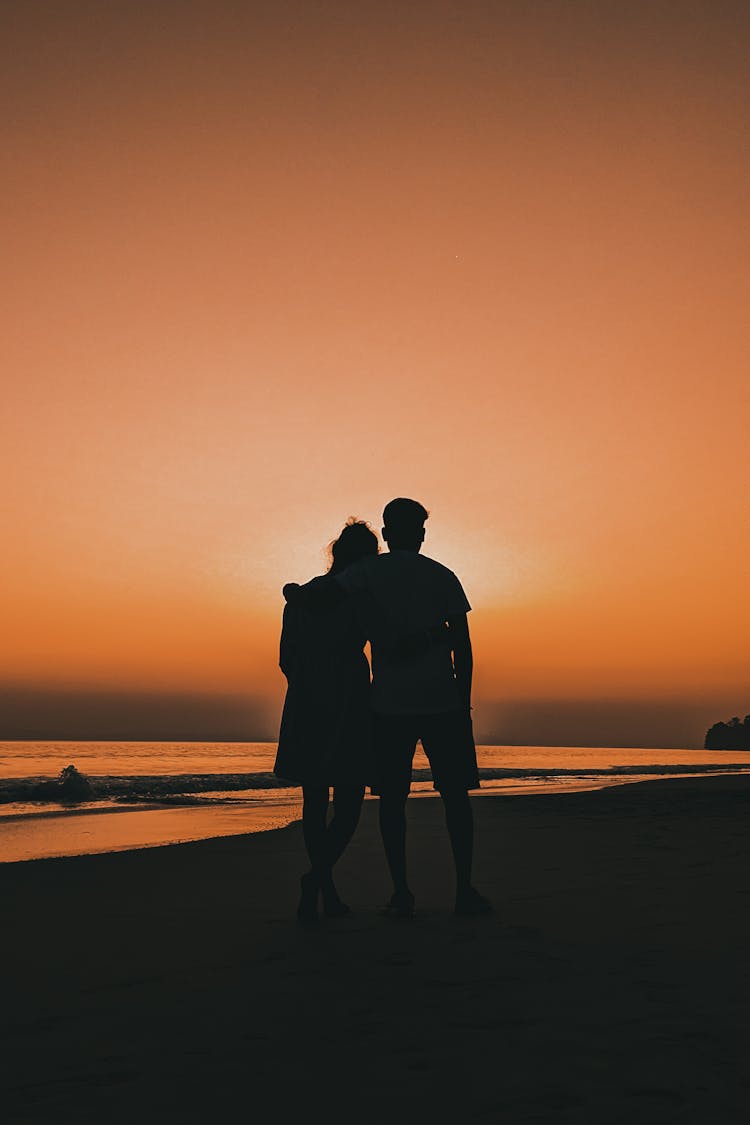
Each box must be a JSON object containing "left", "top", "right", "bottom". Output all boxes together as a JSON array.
[
  {"left": 447, "top": 612, "right": 473, "bottom": 710},
  {"left": 283, "top": 574, "right": 347, "bottom": 610}
]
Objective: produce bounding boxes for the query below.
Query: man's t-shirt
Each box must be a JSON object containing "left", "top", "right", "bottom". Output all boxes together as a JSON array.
[{"left": 335, "top": 550, "right": 471, "bottom": 715}]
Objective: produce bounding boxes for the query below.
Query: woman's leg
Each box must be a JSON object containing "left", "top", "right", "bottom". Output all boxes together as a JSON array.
[
  {"left": 298, "top": 783, "right": 330, "bottom": 921},
  {"left": 301, "top": 782, "right": 330, "bottom": 874},
  {"left": 318, "top": 782, "right": 365, "bottom": 914},
  {"left": 326, "top": 782, "right": 365, "bottom": 866}
]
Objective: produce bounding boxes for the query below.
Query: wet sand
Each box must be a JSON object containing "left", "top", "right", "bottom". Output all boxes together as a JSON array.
[{"left": 3, "top": 775, "right": 750, "bottom": 1123}]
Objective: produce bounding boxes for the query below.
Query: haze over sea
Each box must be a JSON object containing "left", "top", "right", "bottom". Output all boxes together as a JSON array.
[{"left": 2, "top": 741, "right": 749, "bottom": 864}]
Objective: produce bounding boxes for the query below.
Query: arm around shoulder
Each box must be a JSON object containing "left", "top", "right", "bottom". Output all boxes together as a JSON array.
[{"left": 282, "top": 573, "right": 345, "bottom": 609}]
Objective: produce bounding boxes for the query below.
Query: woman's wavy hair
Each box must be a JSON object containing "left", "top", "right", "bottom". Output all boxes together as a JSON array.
[{"left": 327, "top": 517, "right": 379, "bottom": 575}]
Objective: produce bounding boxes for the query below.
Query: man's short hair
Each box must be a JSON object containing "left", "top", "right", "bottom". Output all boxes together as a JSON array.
[{"left": 382, "top": 497, "right": 429, "bottom": 536}]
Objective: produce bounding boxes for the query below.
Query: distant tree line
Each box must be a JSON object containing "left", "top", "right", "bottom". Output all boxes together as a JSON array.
[{"left": 705, "top": 715, "right": 750, "bottom": 750}]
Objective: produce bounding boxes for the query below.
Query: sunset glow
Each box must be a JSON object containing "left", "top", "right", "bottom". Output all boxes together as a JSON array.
[{"left": 3, "top": 2, "right": 748, "bottom": 744}]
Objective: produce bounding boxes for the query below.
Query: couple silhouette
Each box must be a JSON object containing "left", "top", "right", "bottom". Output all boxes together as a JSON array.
[{"left": 274, "top": 498, "right": 492, "bottom": 924}]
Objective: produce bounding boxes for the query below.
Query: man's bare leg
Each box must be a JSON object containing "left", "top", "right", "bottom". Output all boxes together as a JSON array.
[{"left": 442, "top": 788, "right": 492, "bottom": 916}]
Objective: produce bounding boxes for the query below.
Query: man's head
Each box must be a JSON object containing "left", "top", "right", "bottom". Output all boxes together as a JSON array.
[{"left": 382, "top": 497, "right": 429, "bottom": 552}]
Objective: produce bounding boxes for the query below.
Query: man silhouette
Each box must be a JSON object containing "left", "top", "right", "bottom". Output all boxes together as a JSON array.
[{"left": 285, "top": 498, "right": 491, "bottom": 917}]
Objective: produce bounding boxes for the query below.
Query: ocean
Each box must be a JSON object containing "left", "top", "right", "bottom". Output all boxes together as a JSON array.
[{"left": 2, "top": 740, "right": 749, "bottom": 863}]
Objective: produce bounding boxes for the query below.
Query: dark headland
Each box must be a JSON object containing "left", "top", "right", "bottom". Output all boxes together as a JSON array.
[{"left": 705, "top": 714, "right": 750, "bottom": 750}]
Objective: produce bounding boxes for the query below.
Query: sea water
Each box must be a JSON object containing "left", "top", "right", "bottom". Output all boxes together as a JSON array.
[{"left": 2, "top": 740, "right": 749, "bottom": 863}]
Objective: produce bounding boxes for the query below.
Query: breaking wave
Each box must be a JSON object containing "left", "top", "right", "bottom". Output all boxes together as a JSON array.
[
  {"left": 0, "top": 771, "right": 295, "bottom": 806},
  {"left": 2, "top": 761, "right": 749, "bottom": 808}
]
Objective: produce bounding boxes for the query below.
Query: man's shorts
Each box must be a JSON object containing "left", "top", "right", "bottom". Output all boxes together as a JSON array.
[{"left": 372, "top": 708, "right": 480, "bottom": 796}]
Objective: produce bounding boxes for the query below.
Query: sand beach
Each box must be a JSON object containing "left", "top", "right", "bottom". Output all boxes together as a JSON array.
[{"left": 3, "top": 775, "right": 750, "bottom": 1123}]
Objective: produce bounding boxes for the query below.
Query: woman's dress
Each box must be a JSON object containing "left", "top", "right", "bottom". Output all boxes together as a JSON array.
[{"left": 274, "top": 588, "right": 372, "bottom": 786}]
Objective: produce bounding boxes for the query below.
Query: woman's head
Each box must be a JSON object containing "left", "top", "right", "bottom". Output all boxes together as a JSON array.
[{"left": 328, "top": 518, "right": 379, "bottom": 574}]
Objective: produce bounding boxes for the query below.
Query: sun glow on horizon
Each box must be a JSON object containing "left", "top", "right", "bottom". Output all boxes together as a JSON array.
[{"left": 2, "top": 2, "right": 748, "bottom": 744}]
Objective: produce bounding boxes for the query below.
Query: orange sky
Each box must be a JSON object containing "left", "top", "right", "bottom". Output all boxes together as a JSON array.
[{"left": 2, "top": 2, "right": 748, "bottom": 745}]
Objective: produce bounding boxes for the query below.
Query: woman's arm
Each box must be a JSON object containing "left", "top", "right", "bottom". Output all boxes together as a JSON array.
[{"left": 279, "top": 603, "right": 300, "bottom": 680}]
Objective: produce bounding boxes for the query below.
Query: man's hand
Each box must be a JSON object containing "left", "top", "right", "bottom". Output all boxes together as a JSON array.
[
  {"left": 447, "top": 613, "right": 473, "bottom": 711},
  {"left": 282, "top": 582, "right": 301, "bottom": 603}
]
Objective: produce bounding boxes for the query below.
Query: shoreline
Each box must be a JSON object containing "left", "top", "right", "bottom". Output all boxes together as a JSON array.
[{"left": 3, "top": 768, "right": 750, "bottom": 866}]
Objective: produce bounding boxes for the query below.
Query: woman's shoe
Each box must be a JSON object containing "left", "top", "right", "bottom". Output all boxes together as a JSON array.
[
  {"left": 381, "top": 890, "right": 415, "bottom": 919},
  {"left": 320, "top": 877, "right": 351, "bottom": 918},
  {"left": 454, "top": 886, "right": 493, "bottom": 917},
  {"left": 296, "top": 872, "right": 319, "bottom": 926},
  {"left": 322, "top": 895, "right": 351, "bottom": 919}
]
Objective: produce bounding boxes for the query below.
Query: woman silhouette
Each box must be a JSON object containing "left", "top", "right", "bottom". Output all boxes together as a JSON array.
[{"left": 275, "top": 519, "right": 378, "bottom": 923}]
